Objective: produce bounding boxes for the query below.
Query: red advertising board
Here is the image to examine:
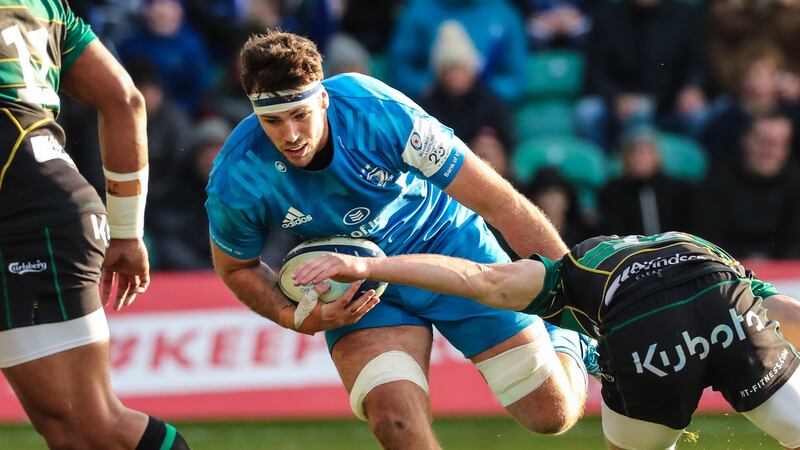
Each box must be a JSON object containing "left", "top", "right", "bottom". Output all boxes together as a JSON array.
[{"left": 1, "top": 262, "right": 798, "bottom": 422}]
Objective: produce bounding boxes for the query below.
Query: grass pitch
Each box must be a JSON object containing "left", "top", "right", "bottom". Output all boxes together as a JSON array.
[{"left": 0, "top": 414, "right": 778, "bottom": 449}]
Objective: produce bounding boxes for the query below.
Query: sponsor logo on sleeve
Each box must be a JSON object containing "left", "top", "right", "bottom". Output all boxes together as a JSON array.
[{"left": 402, "top": 117, "right": 453, "bottom": 176}]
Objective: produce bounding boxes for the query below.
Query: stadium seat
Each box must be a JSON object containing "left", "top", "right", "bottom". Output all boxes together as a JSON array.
[
  {"left": 370, "top": 53, "right": 389, "bottom": 83},
  {"left": 606, "top": 132, "right": 708, "bottom": 182},
  {"left": 514, "top": 99, "right": 576, "bottom": 141},
  {"left": 657, "top": 132, "right": 708, "bottom": 182},
  {"left": 511, "top": 135, "right": 607, "bottom": 210},
  {"left": 525, "top": 50, "right": 584, "bottom": 100}
]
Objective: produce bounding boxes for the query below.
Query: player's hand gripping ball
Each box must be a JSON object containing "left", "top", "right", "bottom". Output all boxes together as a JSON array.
[{"left": 279, "top": 236, "right": 388, "bottom": 303}]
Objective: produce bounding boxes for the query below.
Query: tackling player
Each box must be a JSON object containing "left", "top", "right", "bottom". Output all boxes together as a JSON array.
[
  {"left": 0, "top": 1, "right": 189, "bottom": 448},
  {"left": 206, "top": 30, "right": 596, "bottom": 447},
  {"left": 294, "top": 231, "right": 800, "bottom": 450}
]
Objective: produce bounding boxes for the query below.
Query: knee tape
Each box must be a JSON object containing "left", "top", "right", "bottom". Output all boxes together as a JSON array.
[
  {"left": 349, "top": 350, "right": 429, "bottom": 421},
  {"left": 475, "top": 320, "right": 559, "bottom": 406}
]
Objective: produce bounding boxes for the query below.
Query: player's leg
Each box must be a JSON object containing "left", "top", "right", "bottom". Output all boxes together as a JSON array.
[
  {"left": 763, "top": 294, "right": 800, "bottom": 347},
  {"left": 740, "top": 368, "right": 800, "bottom": 449},
  {"left": 0, "top": 216, "right": 189, "bottom": 449},
  {"left": 3, "top": 338, "right": 147, "bottom": 449},
  {"left": 2, "top": 335, "right": 190, "bottom": 450},
  {"left": 330, "top": 324, "right": 438, "bottom": 449},
  {"left": 469, "top": 318, "right": 588, "bottom": 434},
  {"left": 600, "top": 401, "right": 683, "bottom": 450}
]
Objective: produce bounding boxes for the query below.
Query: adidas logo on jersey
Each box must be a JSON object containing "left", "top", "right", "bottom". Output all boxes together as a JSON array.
[{"left": 282, "top": 207, "right": 312, "bottom": 228}]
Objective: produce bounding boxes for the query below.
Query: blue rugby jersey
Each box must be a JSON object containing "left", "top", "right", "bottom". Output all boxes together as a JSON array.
[{"left": 205, "top": 73, "right": 476, "bottom": 259}]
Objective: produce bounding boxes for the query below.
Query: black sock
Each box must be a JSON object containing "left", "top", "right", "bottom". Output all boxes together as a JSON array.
[{"left": 135, "top": 416, "right": 191, "bottom": 450}]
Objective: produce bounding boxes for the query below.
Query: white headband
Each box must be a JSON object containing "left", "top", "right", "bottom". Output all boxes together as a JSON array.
[{"left": 248, "top": 82, "right": 323, "bottom": 114}]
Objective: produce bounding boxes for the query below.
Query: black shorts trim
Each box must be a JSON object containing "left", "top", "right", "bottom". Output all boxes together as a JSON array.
[{"left": 44, "top": 226, "right": 68, "bottom": 321}]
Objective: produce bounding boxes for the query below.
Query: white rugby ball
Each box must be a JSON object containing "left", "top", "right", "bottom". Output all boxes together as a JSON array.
[{"left": 278, "top": 236, "right": 388, "bottom": 303}]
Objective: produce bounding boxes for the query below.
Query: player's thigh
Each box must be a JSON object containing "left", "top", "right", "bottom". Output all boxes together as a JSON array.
[
  {"left": 331, "top": 324, "right": 433, "bottom": 391},
  {"left": 741, "top": 367, "right": 800, "bottom": 449},
  {"left": 762, "top": 294, "right": 800, "bottom": 347},
  {"left": 3, "top": 339, "right": 120, "bottom": 422},
  {"left": 601, "top": 401, "right": 683, "bottom": 450}
]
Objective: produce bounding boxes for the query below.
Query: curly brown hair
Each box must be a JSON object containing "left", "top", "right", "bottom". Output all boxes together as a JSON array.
[{"left": 240, "top": 30, "right": 323, "bottom": 95}]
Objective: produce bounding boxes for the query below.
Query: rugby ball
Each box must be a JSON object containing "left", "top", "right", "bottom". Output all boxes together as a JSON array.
[{"left": 278, "top": 236, "right": 388, "bottom": 303}]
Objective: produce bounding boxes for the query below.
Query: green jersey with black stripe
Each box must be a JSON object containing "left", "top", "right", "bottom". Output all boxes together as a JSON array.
[
  {"left": 0, "top": 0, "right": 103, "bottom": 233},
  {"left": 524, "top": 232, "right": 779, "bottom": 338}
]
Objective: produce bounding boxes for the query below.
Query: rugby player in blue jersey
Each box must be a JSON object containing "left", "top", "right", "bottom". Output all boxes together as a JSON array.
[
  {"left": 294, "top": 231, "right": 800, "bottom": 449},
  {"left": 206, "top": 31, "right": 596, "bottom": 447}
]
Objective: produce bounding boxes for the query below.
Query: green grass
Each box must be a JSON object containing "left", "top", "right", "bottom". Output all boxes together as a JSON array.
[{"left": 0, "top": 414, "right": 779, "bottom": 449}]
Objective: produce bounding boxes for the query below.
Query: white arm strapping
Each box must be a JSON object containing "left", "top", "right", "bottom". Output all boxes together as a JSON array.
[
  {"left": 103, "top": 165, "right": 148, "bottom": 239},
  {"left": 294, "top": 288, "right": 320, "bottom": 329}
]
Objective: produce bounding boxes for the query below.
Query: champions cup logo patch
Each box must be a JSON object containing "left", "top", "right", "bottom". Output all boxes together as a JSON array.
[
  {"left": 410, "top": 132, "right": 423, "bottom": 151},
  {"left": 402, "top": 117, "right": 453, "bottom": 177},
  {"left": 9, "top": 260, "right": 47, "bottom": 275}
]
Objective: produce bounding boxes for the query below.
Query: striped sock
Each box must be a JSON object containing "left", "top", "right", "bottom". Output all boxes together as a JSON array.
[{"left": 135, "top": 416, "right": 191, "bottom": 450}]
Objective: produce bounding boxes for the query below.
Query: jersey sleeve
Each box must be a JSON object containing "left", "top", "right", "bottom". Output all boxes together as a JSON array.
[
  {"left": 205, "top": 195, "right": 266, "bottom": 260},
  {"left": 748, "top": 273, "right": 781, "bottom": 299},
  {"left": 60, "top": 5, "right": 97, "bottom": 75},
  {"left": 520, "top": 254, "right": 564, "bottom": 321},
  {"left": 379, "top": 101, "right": 467, "bottom": 189}
]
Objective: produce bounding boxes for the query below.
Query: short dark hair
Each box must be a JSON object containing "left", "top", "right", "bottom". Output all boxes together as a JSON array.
[{"left": 240, "top": 30, "right": 323, "bottom": 95}]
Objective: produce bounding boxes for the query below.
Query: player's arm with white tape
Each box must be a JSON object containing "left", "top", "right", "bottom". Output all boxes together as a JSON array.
[
  {"left": 293, "top": 252, "right": 545, "bottom": 312},
  {"left": 61, "top": 39, "right": 150, "bottom": 310}
]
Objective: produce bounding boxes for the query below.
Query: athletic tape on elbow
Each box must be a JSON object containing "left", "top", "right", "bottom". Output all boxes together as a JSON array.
[
  {"left": 103, "top": 166, "right": 148, "bottom": 239},
  {"left": 474, "top": 325, "right": 559, "bottom": 406},
  {"left": 350, "top": 351, "right": 429, "bottom": 421}
]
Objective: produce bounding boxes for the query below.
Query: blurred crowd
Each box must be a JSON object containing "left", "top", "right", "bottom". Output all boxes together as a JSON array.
[{"left": 61, "top": 0, "right": 800, "bottom": 268}]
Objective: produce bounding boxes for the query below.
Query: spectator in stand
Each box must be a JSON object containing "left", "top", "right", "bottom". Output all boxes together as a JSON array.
[
  {"left": 577, "top": 0, "right": 709, "bottom": 149},
  {"left": 696, "top": 112, "right": 800, "bottom": 259},
  {"left": 148, "top": 118, "right": 230, "bottom": 269},
  {"left": 339, "top": 0, "right": 403, "bottom": 53},
  {"left": 521, "top": 168, "right": 591, "bottom": 246},
  {"left": 702, "top": 40, "right": 800, "bottom": 163},
  {"left": 117, "top": 0, "right": 211, "bottom": 114},
  {"left": 513, "top": 0, "right": 592, "bottom": 50},
  {"left": 125, "top": 59, "right": 191, "bottom": 218},
  {"left": 388, "top": 0, "right": 528, "bottom": 104},
  {"left": 597, "top": 123, "right": 695, "bottom": 236},
  {"left": 201, "top": 24, "right": 263, "bottom": 124},
  {"left": 419, "top": 21, "right": 515, "bottom": 160},
  {"left": 706, "top": 0, "right": 800, "bottom": 103},
  {"left": 183, "top": 0, "right": 247, "bottom": 64},
  {"left": 324, "top": 33, "right": 372, "bottom": 77}
]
